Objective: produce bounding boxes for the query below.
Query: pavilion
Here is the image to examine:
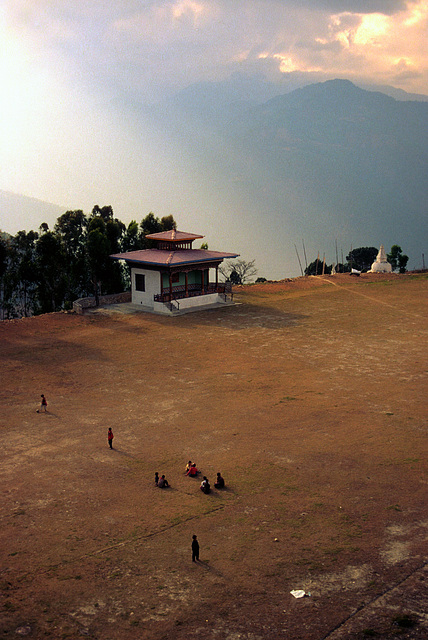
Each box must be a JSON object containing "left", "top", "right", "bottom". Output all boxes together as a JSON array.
[{"left": 110, "top": 229, "right": 239, "bottom": 315}]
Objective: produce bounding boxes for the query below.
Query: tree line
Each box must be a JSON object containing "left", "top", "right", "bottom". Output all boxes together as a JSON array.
[
  {"left": 304, "top": 245, "right": 409, "bottom": 276},
  {"left": 0, "top": 207, "right": 176, "bottom": 319}
]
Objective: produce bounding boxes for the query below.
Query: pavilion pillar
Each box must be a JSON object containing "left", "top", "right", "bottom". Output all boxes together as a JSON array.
[
  {"left": 215, "top": 266, "right": 218, "bottom": 288},
  {"left": 185, "top": 272, "right": 189, "bottom": 297},
  {"left": 169, "top": 274, "right": 173, "bottom": 300},
  {"left": 201, "top": 269, "right": 205, "bottom": 293}
]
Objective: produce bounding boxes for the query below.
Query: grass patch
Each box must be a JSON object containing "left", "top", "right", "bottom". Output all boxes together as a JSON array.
[{"left": 280, "top": 485, "right": 299, "bottom": 495}]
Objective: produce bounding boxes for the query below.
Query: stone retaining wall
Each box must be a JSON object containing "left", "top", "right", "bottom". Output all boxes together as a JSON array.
[{"left": 73, "top": 291, "right": 131, "bottom": 314}]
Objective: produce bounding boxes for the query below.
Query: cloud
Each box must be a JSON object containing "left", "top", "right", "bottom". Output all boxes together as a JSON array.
[{"left": 2, "top": 0, "right": 427, "bottom": 103}]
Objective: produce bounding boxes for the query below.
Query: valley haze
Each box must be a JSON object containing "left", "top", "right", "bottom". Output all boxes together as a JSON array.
[{"left": 1, "top": 79, "right": 427, "bottom": 279}]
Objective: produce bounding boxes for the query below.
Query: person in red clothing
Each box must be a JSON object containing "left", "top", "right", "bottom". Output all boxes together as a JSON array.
[
  {"left": 186, "top": 463, "right": 199, "bottom": 477},
  {"left": 107, "top": 428, "right": 114, "bottom": 449},
  {"left": 37, "top": 394, "right": 48, "bottom": 413}
]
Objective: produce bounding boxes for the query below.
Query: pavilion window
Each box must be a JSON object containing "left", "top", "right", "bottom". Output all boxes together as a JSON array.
[{"left": 135, "top": 273, "right": 145, "bottom": 292}]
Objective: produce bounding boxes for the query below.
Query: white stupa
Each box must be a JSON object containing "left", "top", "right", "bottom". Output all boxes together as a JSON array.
[{"left": 370, "top": 245, "right": 392, "bottom": 273}]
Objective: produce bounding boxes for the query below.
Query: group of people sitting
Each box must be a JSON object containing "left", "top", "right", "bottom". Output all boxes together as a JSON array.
[
  {"left": 154, "top": 472, "right": 169, "bottom": 488},
  {"left": 185, "top": 461, "right": 225, "bottom": 494},
  {"left": 154, "top": 462, "right": 225, "bottom": 492}
]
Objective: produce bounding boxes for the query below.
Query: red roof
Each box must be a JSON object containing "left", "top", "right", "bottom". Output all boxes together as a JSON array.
[
  {"left": 111, "top": 248, "right": 239, "bottom": 267},
  {"left": 145, "top": 229, "right": 204, "bottom": 242}
]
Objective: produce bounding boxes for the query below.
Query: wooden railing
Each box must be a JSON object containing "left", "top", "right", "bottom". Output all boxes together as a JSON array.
[{"left": 154, "top": 282, "right": 231, "bottom": 303}]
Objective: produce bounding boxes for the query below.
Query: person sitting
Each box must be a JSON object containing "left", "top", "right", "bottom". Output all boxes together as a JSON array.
[
  {"left": 200, "top": 476, "right": 210, "bottom": 494},
  {"left": 158, "top": 474, "right": 169, "bottom": 488},
  {"left": 214, "top": 472, "right": 225, "bottom": 489},
  {"left": 186, "top": 463, "right": 199, "bottom": 477},
  {"left": 155, "top": 472, "right": 159, "bottom": 486},
  {"left": 185, "top": 460, "right": 192, "bottom": 474}
]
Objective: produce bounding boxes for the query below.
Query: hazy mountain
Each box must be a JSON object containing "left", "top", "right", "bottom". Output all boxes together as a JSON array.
[
  {"left": 2, "top": 79, "right": 427, "bottom": 279},
  {"left": 358, "top": 83, "right": 428, "bottom": 102},
  {"left": 0, "top": 190, "right": 64, "bottom": 236},
  {"left": 154, "top": 78, "right": 427, "bottom": 276}
]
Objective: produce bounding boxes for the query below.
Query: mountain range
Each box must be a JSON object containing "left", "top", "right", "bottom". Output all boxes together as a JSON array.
[
  {"left": 1, "top": 78, "right": 427, "bottom": 277},
  {"left": 152, "top": 78, "right": 427, "bottom": 275}
]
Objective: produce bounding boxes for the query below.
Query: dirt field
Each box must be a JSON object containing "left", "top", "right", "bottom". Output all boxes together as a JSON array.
[{"left": 1, "top": 273, "right": 427, "bottom": 640}]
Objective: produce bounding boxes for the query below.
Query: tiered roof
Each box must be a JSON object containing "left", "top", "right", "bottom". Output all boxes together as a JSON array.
[{"left": 110, "top": 229, "right": 238, "bottom": 268}]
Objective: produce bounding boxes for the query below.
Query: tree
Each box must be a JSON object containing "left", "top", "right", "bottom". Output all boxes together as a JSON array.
[
  {"left": 219, "top": 259, "right": 257, "bottom": 284},
  {"left": 104, "top": 217, "right": 126, "bottom": 294},
  {"left": 0, "top": 234, "right": 9, "bottom": 319},
  {"left": 9, "top": 230, "right": 39, "bottom": 317},
  {"left": 140, "top": 212, "right": 162, "bottom": 247},
  {"left": 122, "top": 220, "right": 142, "bottom": 252},
  {"left": 140, "top": 212, "right": 177, "bottom": 248},
  {"left": 86, "top": 218, "right": 110, "bottom": 305},
  {"left": 304, "top": 258, "right": 332, "bottom": 276},
  {"left": 334, "top": 262, "right": 350, "bottom": 273},
  {"left": 91, "top": 204, "right": 114, "bottom": 222},
  {"left": 160, "top": 215, "right": 176, "bottom": 231},
  {"left": 35, "top": 231, "right": 67, "bottom": 313},
  {"left": 387, "top": 245, "right": 409, "bottom": 273},
  {"left": 346, "top": 247, "right": 378, "bottom": 272},
  {"left": 54, "top": 210, "right": 90, "bottom": 302}
]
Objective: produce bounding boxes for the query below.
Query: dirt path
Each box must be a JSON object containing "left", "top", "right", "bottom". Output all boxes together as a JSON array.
[{"left": 318, "top": 274, "right": 426, "bottom": 319}]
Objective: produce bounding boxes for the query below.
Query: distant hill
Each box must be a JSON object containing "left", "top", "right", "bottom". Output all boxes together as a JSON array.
[
  {"left": 0, "top": 191, "right": 64, "bottom": 236},
  {"left": 2, "top": 78, "right": 427, "bottom": 278},
  {"left": 156, "top": 78, "right": 427, "bottom": 276}
]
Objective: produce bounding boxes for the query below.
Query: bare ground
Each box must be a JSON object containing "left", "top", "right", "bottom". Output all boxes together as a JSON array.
[{"left": 1, "top": 273, "right": 427, "bottom": 639}]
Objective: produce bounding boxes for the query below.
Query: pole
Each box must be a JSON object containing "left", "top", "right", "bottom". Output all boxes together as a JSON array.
[
  {"left": 302, "top": 239, "right": 308, "bottom": 271},
  {"left": 294, "top": 244, "right": 304, "bottom": 276}
]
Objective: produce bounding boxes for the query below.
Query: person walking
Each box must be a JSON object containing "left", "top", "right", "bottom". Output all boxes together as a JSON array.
[
  {"left": 192, "top": 534, "right": 199, "bottom": 562},
  {"left": 107, "top": 428, "right": 114, "bottom": 449},
  {"left": 37, "top": 394, "right": 48, "bottom": 413}
]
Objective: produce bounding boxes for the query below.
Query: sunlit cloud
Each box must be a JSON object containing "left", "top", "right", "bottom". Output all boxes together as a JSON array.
[
  {"left": 353, "top": 13, "right": 389, "bottom": 44},
  {"left": 172, "top": 0, "right": 206, "bottom": 23}
]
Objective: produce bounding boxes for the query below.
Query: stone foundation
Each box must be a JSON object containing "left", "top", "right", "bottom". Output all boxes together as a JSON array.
[{"left": 73, "top": 291, "right": 131, "bottom": 314}]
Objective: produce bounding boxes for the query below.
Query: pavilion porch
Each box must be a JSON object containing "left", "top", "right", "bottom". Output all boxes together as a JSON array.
[{"left": 154, "top": 281, "right": 232, "bottom": 304}]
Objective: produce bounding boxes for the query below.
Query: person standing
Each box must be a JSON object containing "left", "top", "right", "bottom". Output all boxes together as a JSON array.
[
  {"left": 37, "top": 394, "right": 48, "bottom": 413},
  {"left": 107, "top": 428, "right": 114, "bottom": 449},
  {"left": 192, "top": 534, "right": 199, "bottom": 562}
]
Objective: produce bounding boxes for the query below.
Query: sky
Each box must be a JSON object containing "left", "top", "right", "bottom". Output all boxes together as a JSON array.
[{"left": 1, "top": 1, "right": 427, "bottom": 276}]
